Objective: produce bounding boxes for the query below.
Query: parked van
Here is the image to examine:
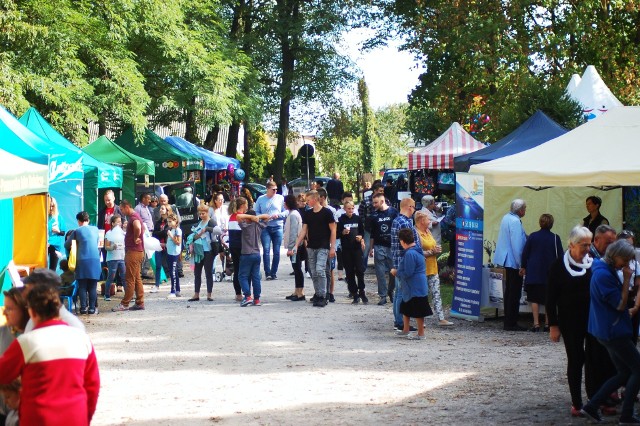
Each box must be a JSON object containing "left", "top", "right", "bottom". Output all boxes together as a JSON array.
[{"left": 135, "top": 181, "right": 199, "bottom": 236}]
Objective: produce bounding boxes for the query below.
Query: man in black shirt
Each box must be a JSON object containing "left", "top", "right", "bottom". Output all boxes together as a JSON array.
[
  {"left": 295, "top": 190, "right": 336, "bottom": 307},
  {"left": 326, "top": 172, "right": 344, "bottom": 209},
  {"left": 369, "top": 192, "right": 398, "bottom": 305},
  {"left": 338, "top": 200, "right": 367, "bottom": 304}
]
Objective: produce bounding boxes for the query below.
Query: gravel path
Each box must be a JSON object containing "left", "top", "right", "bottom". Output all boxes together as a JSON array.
[{"left": 85, "top": 250, "right": 580, "bottom": 425}]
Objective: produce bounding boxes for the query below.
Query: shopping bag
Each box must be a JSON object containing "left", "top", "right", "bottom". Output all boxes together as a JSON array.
[{"left": 68, "top": 240, "right": 77, "bottom": 272}]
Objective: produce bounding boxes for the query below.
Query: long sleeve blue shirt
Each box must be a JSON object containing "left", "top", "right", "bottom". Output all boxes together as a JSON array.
[{"left": 494, "top": 211, "right": 527, "bottom": 269}]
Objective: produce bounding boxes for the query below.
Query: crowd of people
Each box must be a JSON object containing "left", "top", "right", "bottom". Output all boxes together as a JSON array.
[{"left": 492, "top": 195, "right": 640, "bottom": 423}]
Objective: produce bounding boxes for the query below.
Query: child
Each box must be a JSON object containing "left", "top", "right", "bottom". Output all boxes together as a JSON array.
[
  {"left": 104, "top": 214, "right": 126, "bottom": 300},
  {"left": 396, "top": 229, "right": 432, "bottom": 340},
  {"left": 237, "top": 208, "right": 270, "bottom": 306},
  {"left": 166, "top": 214, "right": 183, "bottom": 298},
  {"left": 0, "top": 379, "right": 21, "bottom": 426},
  {"left": 59, "top": 259, "right": 75, "bottom": 291}
]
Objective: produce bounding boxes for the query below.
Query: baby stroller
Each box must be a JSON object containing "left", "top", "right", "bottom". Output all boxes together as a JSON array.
[{"left": 214, "top": 242, "right": 234, "bottom": 282}]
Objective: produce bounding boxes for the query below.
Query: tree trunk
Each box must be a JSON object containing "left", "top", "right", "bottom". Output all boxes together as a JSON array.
[
  {"left": 226, "top": 121, "right": 241, "bottom": 158},
  {"left": 204, "top": 126, "right": 219, "bottom": 151},
  {"left": 98, "top": 114, "right": 107, "bottom": 136},
  {"left": 243, "top": 123, "right": 251, "bottom": 179},
  {"left": 273, "top": 0, "right": 299, "bottom": 183},
  {"left": 184, "top": 96, "right": 199, "bottom": 144}
]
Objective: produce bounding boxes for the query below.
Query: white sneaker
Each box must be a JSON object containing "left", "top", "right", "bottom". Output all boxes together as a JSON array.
[
  {"left": 305, "top": 272, "right": 311, "bottom": 278},
  {"left": 150, "top": 286, "right": 159, "bottom": 293},
  {"left": 167, "top": 293, "right": 177, "bottom": 299}
]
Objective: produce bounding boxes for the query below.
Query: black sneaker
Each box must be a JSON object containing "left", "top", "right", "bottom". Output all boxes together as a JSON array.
[
  {"left": 328, "top": 293, "right": 335, "bottom": 303},
  {"left": 619, "top": 416, "right": 640, "bottom": 425},
  {"left": 359, "top": 292, "right": 368, "bottom": 304},
  {"left": 377, "top": 297, "right": 387, "bottom": 306},
  {"left": 352, "top": 296, "right": 360, "bottom": 304},
  {"left": 313, "top": 297, "right": 326, "bottom": 307},
  {"left": 580, "top": 405, "right": 602, "bottom": 423},
  {"left": 310, "top": 294, "right": 318, "bottom": 303}
]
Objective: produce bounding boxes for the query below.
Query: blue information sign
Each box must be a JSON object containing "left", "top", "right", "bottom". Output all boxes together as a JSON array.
[{"left": 451, "top": 174, "right": 485, "bottom": 321}]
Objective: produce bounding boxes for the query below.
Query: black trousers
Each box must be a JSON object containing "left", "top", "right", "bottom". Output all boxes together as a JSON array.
[
  {"left": 292, "top": 245, "right": 305, "bottom": 289},
  {"left": 342, "top": 245, "right": 365, "bottom": 294},
  {"left": 585, "top": 333, "right": 617, "bottom": 400},
  {"left": 560, "top": 321, "right": 588, "bottom": 408},
  {"left": 503, "top": 267, "right": 522, "bottom": 328},
  {"left": 230, "top": 247, "right": 241, "bottom": 295}
]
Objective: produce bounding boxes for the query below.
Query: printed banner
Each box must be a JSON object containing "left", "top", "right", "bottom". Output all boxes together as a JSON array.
[{"left": 451, "top": 173, "right": 485, "bottom": 321}]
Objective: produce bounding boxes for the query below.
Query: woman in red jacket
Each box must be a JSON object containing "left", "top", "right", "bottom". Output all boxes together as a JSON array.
[{"left": 0, "top": 283, "right": 100, "bottom": 425}]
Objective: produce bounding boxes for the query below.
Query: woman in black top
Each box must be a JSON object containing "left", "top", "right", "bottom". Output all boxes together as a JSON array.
[
  {"left": 547, "top": 225, "right": 594, "bottom": 417},
  {"left": 337, "top": 201, "right": 367, "bottom": 304},
  {"left": 583, "top": 196, "right": 609, "bottom": 236}
]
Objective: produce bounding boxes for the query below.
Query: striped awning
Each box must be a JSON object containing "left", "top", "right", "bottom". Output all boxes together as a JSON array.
[{"left": 408, "top": 122, "right": 486, "bottom": 170}]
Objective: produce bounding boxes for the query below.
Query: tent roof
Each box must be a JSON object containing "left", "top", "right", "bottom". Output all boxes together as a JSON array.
[
  {"left": 19, "top": 108, "right": 122, "bottom": 189},
  {"left": 565, "top": 74, "right": 582, "bottom": 99},
  {"left": 0, "top": 106, "right": 50, "bottom": 166},
  {"left": 114, "top": 128, "right": 202, "bottom": 170},
  {"left": 408, "top": 122, "right": 485, "bottom": 170},
  {"left": 568, "top": 65, "right": 624, "bottom": 120},
  {"left": 454, "top": 111, "right": 567, "bottom": 172},
  {"left": 469, "top": 107, "right": 640, "bottom": 187},
  {"left": 0, "top": 148, "right": 48, "bottom": 199},
  {"left": 165, "top": 136, "right": 240, "bottom": 170},
  {"left": 84, "top": 135, "right": 155, "bottom": 177}
]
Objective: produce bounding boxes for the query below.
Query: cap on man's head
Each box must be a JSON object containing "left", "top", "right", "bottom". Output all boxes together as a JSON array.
[{"left": 22, "top": 268, "right": 62, "bottom": 287}]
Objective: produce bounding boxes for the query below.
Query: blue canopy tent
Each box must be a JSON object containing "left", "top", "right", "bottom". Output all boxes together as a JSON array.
[
  {"left": 20, "top": 108, "right": 123, "bottom": 225},
  {"left": 164, "top": 136, "right": 240, "bottom": 170},
  {"left": 165, "top": 136, "right": 241, "bottom": 198},
  {"left": 453, "top": 110, "right": 568, "bottom": 172}
]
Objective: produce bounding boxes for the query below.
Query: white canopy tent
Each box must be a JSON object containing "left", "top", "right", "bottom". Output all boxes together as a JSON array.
[
  {"left": 567, "top": 65, "right": 623, "bottom": 121},
  {"left": 469, "top": 107, "right": 640, "bottom": 187},
  {"left": 467, "top": 107, "right": 638, "bottom": 261}
]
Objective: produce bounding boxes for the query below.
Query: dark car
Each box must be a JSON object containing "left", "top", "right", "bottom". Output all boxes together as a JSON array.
[
  {"left": 243, "top": 182, "right": 267, "bottom": 202},
  {"left": 288, "top": 176, "right": 331, "bottom": 195}
]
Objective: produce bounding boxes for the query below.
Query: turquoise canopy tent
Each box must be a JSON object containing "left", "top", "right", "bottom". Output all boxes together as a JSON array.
[
  {"left": 20, "top": 108, "right": 123, "bottom": 225},
  {"left": 0, "top": 105, "right": 82, "bottom": 231}
]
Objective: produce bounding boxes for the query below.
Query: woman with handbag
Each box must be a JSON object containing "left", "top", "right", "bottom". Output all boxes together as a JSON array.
[
  {"left": 65, "top": 211, "right": 101, "bottom": 315},
  {"left": 520, "top": 213, "right": 564, "bottom": 332}
]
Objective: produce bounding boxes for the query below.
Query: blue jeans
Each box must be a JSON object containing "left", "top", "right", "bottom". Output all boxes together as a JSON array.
[
  {"left": 393, "top": 275, "right": 404, "bottom": 326},
  {"left": 585, "top": 336, "right": 640, "bottom": 419},
  {"left": 307, "top": 248, "right": 329, "bottom": 298},
  {"left": 260, "top": 226, "right": 283, "bottom": 277},
  {"left": 239, "top": 253, "right": 261, "bottom": 298},
  {"left": 154, "top": 250, "right": 167, "bottom": 287},
  {"left": 167, "top": 254, "right": 180, "bottom": 294},
  {"left": 77, "top": 279, "right": 98, "bottom": 312},
  {"left": 105, "top": 260, "right": 125, "bottom": 295},
  {"left": 374, "top": 245, "right": 393, "bottom": 297}
]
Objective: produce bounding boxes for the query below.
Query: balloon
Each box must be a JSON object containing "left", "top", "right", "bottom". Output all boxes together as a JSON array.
[{"left": 234, "top": 168, "right": 246, "bottom": 181}]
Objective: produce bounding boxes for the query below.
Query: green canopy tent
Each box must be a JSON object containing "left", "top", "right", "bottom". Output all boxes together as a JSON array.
[
  {"left": 113, "top": 128, "right": 202, "bottom": 184},
  {"left": 83, "top": 135, "right": 155, "bottom": 204},
  {"left": 19, "top": 108, "right": 123, "bottom": 225}
]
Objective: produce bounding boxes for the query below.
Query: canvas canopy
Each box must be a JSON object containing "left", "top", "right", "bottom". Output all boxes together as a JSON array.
[
  {"left": 20, "top": 108, "right": 123, "bottom": 225},
  {"left": 0, "top": 105, "right": 82, "bottom": 229},
  {"left": 567, "top": 65, "right": 624, "bottom": 121},
  {"left": 83, "top": 135, "right": 155, "bottom": 204},
  {"left": 165, "top": 136, "right": 240, "bottom": 170},
  {"left": 114, "top": 128, "right": 202, "bottom": 183},
  {"left": 469, "top": 107, "right": 640, "bottom": 187},
  {"left": 454, "top": 111, "right": 567, "bottom": 172},
  {"left": 408, "top": 122, "right": 485, "bottom": 170}
]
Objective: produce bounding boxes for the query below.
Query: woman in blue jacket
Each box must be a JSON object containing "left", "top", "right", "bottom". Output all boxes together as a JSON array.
[{"left": 580, "top": 240, "right": 640, "bottom": 424}]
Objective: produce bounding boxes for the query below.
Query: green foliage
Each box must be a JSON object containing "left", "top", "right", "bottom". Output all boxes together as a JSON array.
[
  {"left": 385, "top": 0, "right": 638, "bottom": 142},
  {"left": 248, "top": 128, "right": 274, "bottom": 181}
]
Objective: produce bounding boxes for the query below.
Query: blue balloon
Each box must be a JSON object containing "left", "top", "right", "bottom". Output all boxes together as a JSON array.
[{"left": 234, "top": 168, "right": 246, "bottom": 181}]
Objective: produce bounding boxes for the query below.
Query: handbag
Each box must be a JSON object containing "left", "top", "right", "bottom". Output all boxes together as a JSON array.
[{"left": 68, "top": 240, "right": 77, "bottom": 272}]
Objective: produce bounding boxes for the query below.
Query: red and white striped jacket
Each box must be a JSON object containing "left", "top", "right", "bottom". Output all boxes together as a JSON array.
[{"left": 0, "top": 319, "right": 100, "bottom": 425}]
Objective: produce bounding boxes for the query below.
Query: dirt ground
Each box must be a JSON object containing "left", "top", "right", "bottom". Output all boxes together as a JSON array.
[{"left": 84, "top": 249, "right": 584, "bottom": 425}]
